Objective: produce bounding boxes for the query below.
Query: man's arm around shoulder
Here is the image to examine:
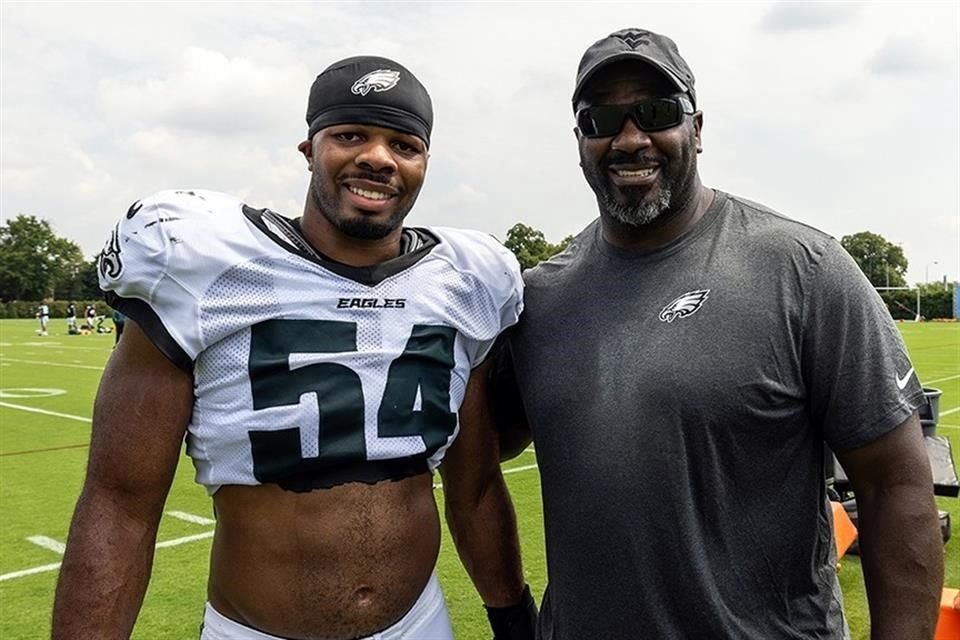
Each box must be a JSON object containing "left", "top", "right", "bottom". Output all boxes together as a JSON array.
[
  {"left": 440, "top": 359, "right": 536, "bottom": 640},
  {"left": 836, "top": 413, "right": 943, "bottom": 640},
  {"left": 52, "top": 320, "right": 194, "bottom": 639}
]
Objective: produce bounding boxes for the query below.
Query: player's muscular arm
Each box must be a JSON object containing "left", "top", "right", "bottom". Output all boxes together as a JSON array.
[
  {"left": 836, "top": 413, "right": 943, "bottom": 640},
  {"left": 52, "top": 320, "right": 193, "bottom": 639},
  {"left": 441, "top": 359, "right": 535, "bottom": 639}
]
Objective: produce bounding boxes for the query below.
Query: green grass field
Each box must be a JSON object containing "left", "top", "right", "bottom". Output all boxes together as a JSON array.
[{"left": 0, "top": 318, "right": 956, "bottom": 639}]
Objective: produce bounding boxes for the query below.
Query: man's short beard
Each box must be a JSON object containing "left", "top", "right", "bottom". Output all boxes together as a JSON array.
[
  {"left": 599, "top": 185, "right": 673, "bottom": 227},
  {"left": 331, "top": 213, "right": 405, "bottom": 240},
  {"left": 309, "top": 170, "right": 410, "bottom": 240}
]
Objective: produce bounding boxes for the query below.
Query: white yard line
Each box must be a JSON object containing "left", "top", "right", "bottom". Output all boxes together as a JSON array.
[
  {"left": 924, "top": 374, "right": 960, "bottom": 386},
  {"left": 8, "top": 344, "right": 112, "bottom": 352},
  {"left": 0, "top": 464, "right": 545, "bottom": 583},
  {"left": 0, "top": 562, "right": 62, "bottom": 582},
  {"left": 433, "top": 462, "right": 539, "bottom": 490},
  {"left": 0, "top": 402, "right": 91, "bottom": 423},
  {"left": 0, "top": 531, "right": 216, "bottom": 582},
  {"left": 154, "top": 531, "right": 215, "bottom": 549},
  {"left": 0, "top": 357, "right": 104, "bottom": 371},
  {"left": 166, "top": 511, "right": 216, "bottom": 526},
  {"left": 26, "top": 536, "right": 65, "bottom": 555}
]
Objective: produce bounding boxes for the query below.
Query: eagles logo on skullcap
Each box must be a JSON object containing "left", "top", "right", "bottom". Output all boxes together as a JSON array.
[
  {"left": 659, "top": 289, "right": 710, "bottom": 323},
  {"left": 351, "top": 69, "right": 401, "bottom": 96},
  {"left": 306, "top": 56, "right": 432, "bottom": 144},
  {"left": 98, "top": 223, "right": 123, "bottom": 281}
]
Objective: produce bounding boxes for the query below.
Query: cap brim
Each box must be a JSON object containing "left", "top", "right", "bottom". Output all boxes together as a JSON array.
[{"left": 573, "top": 52, "right": 689, "bottom": 105}]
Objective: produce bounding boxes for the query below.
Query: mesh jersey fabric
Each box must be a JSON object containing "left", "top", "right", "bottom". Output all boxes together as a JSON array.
[
  {"left": 99, "top": 189, "right": 523, "bottom": 493},
  {"left": 506, "top": 190, "right": 924, "bottom": 640}
]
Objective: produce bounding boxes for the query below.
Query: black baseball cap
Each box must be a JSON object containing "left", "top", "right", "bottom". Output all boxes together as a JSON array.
[
  {"left": 306, "top": 55, "right": 433, "bottom": 146},
  {"left": 572, "top": 28, "right": 696, "bottom": 110}
]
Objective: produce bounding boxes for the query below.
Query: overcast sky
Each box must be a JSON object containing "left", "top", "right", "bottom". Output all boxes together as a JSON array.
[{"left": 2, "top": 1, "right": 957, "bottom": 285}]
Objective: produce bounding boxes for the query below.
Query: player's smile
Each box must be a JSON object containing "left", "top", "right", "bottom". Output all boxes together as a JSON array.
[{"left": 341, "top": 176, "right": 401, "bottom": 212}]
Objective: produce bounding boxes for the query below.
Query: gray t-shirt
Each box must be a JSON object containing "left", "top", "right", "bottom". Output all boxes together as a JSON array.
[{"left": 506, "top": 191, "right": 924, "bottom": 639}]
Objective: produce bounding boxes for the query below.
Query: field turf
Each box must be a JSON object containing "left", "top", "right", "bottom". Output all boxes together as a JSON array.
[{"left": 0, "top": 318, "right": 956, "bottom": 639}]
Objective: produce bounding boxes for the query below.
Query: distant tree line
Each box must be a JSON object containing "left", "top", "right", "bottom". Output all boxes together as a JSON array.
[
  {"left": 0, "top": 215, "right": 100, "bottom": 303},
  {"left": 0, "top": 216, "right": 953, "bottom": 319}
]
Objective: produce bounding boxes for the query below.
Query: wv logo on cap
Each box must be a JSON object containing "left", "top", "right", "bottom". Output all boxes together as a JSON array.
[
  {"left": 615, "top": 30, "right": 652, "bottom": 50},
  {"left": 351, "top": 69, "right": 401, "bottom": 96},
  {"left": 659, "top": 289, "right": 710, "bottom": 323}
]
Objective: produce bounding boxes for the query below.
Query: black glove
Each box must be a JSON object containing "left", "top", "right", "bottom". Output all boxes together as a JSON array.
[{"left": 485, "top": 584, "right": 537, "bottom": 640}]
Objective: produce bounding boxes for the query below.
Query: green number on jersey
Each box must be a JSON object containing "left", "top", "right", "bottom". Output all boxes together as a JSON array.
[{"left": 247, "top": 319, "right": 456, "bottom": 491}]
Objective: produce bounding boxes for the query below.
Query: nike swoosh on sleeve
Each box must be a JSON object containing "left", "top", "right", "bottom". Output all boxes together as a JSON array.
[{"left": 896, "top": 367, "right": 915, "bottom": 390}]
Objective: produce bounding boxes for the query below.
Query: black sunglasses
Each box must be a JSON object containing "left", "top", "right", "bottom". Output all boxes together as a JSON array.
[{"left": 576, "top": 96, "right": 695, "bottom": 138}]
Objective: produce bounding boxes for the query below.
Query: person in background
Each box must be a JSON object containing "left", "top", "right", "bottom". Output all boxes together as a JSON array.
[
  {"left": 83, "top": 304, "right": 97, "bottom": 331},
  {"left": 35, "top": 301, "right": 49, "bottom": 336},
  {"left": 65, "top": 301, "right": 78, "bottom": 335}
]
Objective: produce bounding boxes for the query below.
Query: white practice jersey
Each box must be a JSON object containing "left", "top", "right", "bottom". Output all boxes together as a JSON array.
[{"left": 98, "top": 189, "right": 523, "bottom": 493}]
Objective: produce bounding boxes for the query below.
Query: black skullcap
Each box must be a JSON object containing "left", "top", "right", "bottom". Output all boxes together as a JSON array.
[
  {"left": 306, "top": 56, "right": 433, "bottom": 146},
  {"left": 573, "top": 28, "right": 696, "bottom": 110}
]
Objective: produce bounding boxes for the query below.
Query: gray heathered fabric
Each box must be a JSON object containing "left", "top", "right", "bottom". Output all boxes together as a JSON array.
[{"left": 508, "top": 191, "right": 925, "bottom": 640}]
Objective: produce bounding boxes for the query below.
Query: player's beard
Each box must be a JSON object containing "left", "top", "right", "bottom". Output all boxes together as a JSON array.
[{"left": 309, "top": 170, "right": 415, "bottom": 240}]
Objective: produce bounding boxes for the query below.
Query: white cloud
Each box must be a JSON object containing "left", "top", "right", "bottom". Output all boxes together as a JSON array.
[
  {"left": 759, "top": 1, "right": 859, "bottom": 32},
  {"left": 867, "top": 37, "right": 943, "bottom": 76},
  {"left": 0, "top": 0, "right": 957, "bottom": 286},
  {"left": 98, "top": 47, "right": 308, "bottom": 135}
]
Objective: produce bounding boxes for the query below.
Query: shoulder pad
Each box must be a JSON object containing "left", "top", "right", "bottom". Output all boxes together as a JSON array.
[
  {"left": 98, "top": 189, "right": 249, "bottom": 366},
  {"left": 427, "top": 226, "right": 524, "bottom": 331}
]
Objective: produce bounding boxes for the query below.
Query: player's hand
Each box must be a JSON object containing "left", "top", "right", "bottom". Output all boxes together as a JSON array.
[{"left": 485, "top": 584, "right": 536, "bottom": 640}]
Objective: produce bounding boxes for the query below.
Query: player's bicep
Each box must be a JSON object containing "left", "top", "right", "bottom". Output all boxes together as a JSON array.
[{"left": 83, "top": 319, "right": 193, "bottom": 514}]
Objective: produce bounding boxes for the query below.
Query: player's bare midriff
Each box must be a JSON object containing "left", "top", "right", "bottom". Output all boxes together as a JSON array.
[{"left": 208, "top": 471, "right": 439, "bottom": 640}]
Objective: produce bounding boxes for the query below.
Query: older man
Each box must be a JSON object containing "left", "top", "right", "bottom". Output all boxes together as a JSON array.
[{"left": 490, "top": 28, "right": 943, "bottom": 639}]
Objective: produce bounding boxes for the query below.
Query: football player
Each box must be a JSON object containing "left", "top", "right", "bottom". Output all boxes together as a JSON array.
[
  {"left": 53, "top": 56, "right": 536, "bottom": 640},
  {"left": 35, "top": 302, "right": 49, "bottom": 336},
  {"left": 65, "top": 301, "right": 77, "bottom": 334}
]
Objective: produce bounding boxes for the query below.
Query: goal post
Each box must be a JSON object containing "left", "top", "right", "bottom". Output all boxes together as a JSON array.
[{"left": 874, "top": 286, "right": 920, "bottom": 321}]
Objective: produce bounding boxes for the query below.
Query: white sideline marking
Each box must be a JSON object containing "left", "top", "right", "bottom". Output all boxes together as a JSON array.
[
  {"left": 167, "top": 511, "right": 216, "bottom": 525},
  {"left": 26, "top": 536, "right": 65, "bottom": 555},
  {"left": 0, "top": 401, "right": 91, "bottom": 423},
  {"left": 0, "top": 388, "right": 66, "bottom": 399},
  {"left": 0, "top": 463, "right": 545, "bottom": 583},
  {"left": 0, "top": 562, "right": 62, "bottom": 582},
  {"left": 925, "top": 374, "right": 960, "bottom": 385},
  {"left": 0, "top": 357, "right": 104, "bottom": 371},
  {"left": 433, "top": 462, "right": 540, "bottom": 490},
  {"left": 940, "top": 406, "right": 959, "bottom": 417},
  {"left": 0, "top": 530, "right": 217, "bottom": 583},
  {"left": 504, "top": 463, "right": 539, "bottom": 475},
  {"left": 154, "top": 531, "right": 214, "bottom": 549}
]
